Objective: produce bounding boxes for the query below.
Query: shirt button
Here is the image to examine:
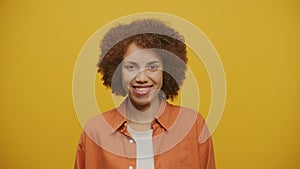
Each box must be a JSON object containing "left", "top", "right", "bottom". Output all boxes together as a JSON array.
[
  {"left": 128, "top": 165, "right": 133, "bottom": 169},
  {"left": 120, "top": 129, "right": 124, "bottom": 133},
  {"left": 129, "top": 139, "right": 134, "bottom": 143}
]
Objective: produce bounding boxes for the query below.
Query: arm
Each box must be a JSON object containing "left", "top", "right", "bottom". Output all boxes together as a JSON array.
[
  {"left": 198, "top": 136, "right": 216, "bottom": 169},
  {"left": 197, "top": 115, "right": 216, "bottom": 169},
  {"left": 74, "top": 132, "right": 85, "bottom": 169}
]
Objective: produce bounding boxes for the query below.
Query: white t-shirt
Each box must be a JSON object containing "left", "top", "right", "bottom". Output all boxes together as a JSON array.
[{"left": 127, "top": 126, "right": 155, "bottom": 169}]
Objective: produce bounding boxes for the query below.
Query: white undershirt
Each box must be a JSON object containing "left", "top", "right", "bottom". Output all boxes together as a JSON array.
[{"left": 127, "top": 126, "right": 155, "bottom": 169}]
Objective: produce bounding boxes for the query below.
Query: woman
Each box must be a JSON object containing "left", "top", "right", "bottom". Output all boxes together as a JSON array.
[{"left": 75, "top": 19, "right": 215, "bottom": 169}]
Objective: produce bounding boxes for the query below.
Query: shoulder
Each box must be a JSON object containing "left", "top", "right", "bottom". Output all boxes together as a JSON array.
[
  {"left": 166, "top": 103, "right": 206, "bottom": 130},
  {"left": 167, "top": 103, "right": 205, "bottom": 122},
  {"left": 84, "top": 108, "right": 118, "bottom": 132},
  {"left": 168, "top": 103, "right": 207, "bottom": 132}
]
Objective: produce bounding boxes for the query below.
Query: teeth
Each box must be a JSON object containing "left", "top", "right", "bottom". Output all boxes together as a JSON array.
[{"left": 135, "top": 87, "right": 148, "bottom": 92}]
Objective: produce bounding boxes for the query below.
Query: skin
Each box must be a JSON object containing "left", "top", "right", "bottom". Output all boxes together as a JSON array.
[{"left": 121, "top": 43, "right": 164, "bottom": 131}]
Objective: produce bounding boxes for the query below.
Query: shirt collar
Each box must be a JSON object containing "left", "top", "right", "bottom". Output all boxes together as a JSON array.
[{"left": 110, "top": 98, "right": 172, "bottom": 133}]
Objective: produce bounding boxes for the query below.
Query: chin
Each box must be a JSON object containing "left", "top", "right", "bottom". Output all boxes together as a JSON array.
[
  {"left": 129, "top": 96, "right": 151, "bottom": 107},
  {"left": 129, "top": 93, "right": 160, "bottom": 109}
]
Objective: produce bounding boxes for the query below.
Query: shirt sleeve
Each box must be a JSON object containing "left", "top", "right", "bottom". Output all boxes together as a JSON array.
[
  {"left": 197, "top": 114, "right": 216, "bottom": 169},
  {"left": 74, "top": 132, "right": 85, "bottom": 169},
  {"left": 198, "top": 136, "right": 216, "bottom": 169}
]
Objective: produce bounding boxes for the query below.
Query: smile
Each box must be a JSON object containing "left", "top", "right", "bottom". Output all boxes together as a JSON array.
[{"left": 133, "top": 86, "right": 153, "bottom": 95}]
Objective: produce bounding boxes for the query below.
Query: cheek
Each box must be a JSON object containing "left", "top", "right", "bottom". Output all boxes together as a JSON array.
[
  {"left": 152, "top": 71, "right": 164, "bottom": 86},
  {"left": 121, "top": 70, "right": 134, "bottom": 89},
  {"left": 159, "top": 72, "right": 164, "bottom": 86}
]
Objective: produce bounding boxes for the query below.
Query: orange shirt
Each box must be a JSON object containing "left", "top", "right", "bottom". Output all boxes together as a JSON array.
[{"left": 74, "top": 100, "right": 216, "bottom": 169}]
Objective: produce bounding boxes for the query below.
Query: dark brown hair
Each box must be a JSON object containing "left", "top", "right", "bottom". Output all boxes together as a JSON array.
[{"left": 97, "top": 19, "right": 188, "bottom": 100}]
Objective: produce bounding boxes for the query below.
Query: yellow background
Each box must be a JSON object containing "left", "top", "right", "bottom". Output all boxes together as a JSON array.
[{"left": 1, "top": 0, "right": 299, "bottom": 169}]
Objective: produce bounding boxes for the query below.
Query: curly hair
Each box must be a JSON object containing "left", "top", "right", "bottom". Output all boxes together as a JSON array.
[{"left": 97, "top": 19, "right": 188, "bottom": 100}]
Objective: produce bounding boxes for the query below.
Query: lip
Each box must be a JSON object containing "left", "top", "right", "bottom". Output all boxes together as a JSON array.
[{"left": 132, "top": 85, "right": 153, "bottom": 95}]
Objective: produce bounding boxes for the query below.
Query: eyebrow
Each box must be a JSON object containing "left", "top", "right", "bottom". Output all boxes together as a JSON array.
[
  {"left": 147, "top": 61, "right": 161, "bottom": 65},
  {"left": 123, "top": 60, "right": 161, "bottom": 65},
  {"left": 124, "top": 61, "right": 138, "bottom": 65}
]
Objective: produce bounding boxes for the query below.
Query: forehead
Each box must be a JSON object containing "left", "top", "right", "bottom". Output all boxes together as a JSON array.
[{"left": 123, "top": 43, "right": 162, "bottom": 63}]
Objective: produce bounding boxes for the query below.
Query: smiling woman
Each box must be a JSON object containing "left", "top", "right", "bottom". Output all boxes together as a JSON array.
[
  {"left": 122, "top": 45, "right": 163, "bottom": 112},
  {"left": 74, "top": 19, "right": 215, "bottom": 169}
]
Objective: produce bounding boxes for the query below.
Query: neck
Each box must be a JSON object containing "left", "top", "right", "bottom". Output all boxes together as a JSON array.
[{"left": 126, "top": 96, "right": 161, "bottom": 123}]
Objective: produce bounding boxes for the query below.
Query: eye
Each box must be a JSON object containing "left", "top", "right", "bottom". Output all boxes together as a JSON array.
[
  {"left": 126, "top": 65, "right": 136, "bottom": 71},
  {"left": 148, "top": 64, "right": 159, "bottom": 71},
  {"left": 125, "top": 64, "right": 136, "bottom": 71}
]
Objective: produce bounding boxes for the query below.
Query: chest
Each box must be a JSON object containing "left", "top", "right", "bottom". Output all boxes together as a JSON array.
[{"left": 85, "top": 127, "right": 201, "bottom": 169}]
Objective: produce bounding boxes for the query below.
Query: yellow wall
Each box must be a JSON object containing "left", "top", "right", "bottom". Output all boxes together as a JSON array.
[{"left": 1, "top": 0, "right": 299, "bottom": 168}]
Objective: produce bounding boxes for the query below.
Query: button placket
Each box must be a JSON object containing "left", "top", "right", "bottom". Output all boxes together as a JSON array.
[{"left": 129, "top": 139, "right": 134, "bottom": 144}]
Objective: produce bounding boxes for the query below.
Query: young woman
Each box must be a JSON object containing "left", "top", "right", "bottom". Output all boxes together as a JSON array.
[{"left": 74, "top": 19, "right": 215, "bottom": 169}]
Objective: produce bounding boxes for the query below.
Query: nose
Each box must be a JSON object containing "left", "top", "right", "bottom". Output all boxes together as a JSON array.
[{"left": 135, "top": 69, "right": 148, "bottom": 83}]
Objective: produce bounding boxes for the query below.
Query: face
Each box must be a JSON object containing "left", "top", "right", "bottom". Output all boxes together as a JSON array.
[{"left": 121, "top": 43, "right": 163, "bottom": 109}]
